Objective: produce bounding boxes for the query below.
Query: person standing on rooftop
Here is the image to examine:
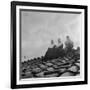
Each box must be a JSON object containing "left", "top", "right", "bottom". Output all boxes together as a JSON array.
[
  {"left": 50, "top": 40, "right": 55, "bottom": 48},
  {"left": 65, "top": 36, "right": 74, "bottom": 52},
  {"left": 57, "top": 38, "right": 63, "bottom": 48}
]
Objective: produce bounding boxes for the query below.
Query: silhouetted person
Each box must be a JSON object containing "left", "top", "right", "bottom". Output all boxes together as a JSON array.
[
  {"left": 57, "top": 38, "right": 63, "bottom": 48},
  {"left": 57, "top": 38, "right": 64, "bottom": 57},
  {"left": 65, "top": 36, "right": 74, "bottom": 55},
  {"left": 77, "top": 47, "right": 80, "bottom": 51},
  {"left": 44, "top": 39, "right": 56, "bottom": 60},
  {"left": 50, "top": 39, "right": 54, "bottom": 48}
]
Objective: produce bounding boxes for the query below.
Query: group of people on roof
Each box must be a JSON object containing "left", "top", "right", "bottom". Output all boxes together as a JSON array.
[
  {"left": 50, "top": 36, "right": 74, "bottom": 50},
  {"left": 44, "top": 36, "right": 74, "bottom": 60}
]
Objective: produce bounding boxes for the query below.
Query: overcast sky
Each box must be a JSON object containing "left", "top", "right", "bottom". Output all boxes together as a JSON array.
[{"left": 21, "top": 10, "right": 82, "bottom": 61}]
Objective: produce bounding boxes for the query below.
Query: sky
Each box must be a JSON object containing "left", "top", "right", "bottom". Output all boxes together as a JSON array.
[{"left": 21, "top": 10, "right": 82, "bottom": 61}]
